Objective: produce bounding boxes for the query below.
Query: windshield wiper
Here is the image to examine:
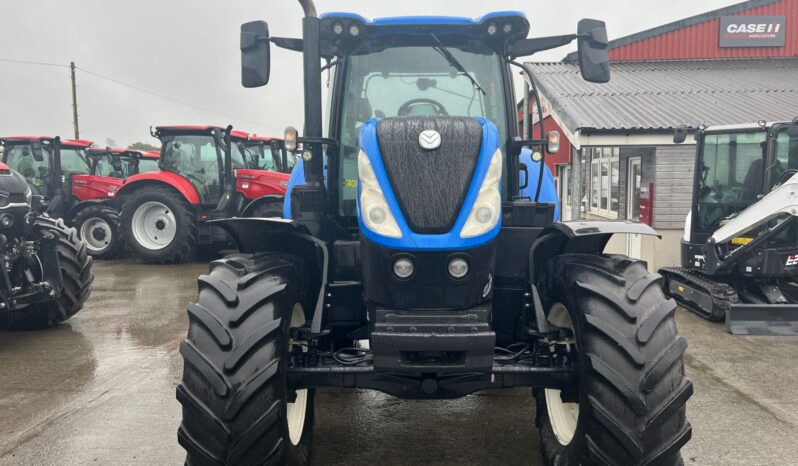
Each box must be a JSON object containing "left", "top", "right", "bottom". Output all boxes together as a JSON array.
[{"left": 430, "top": 33, "right": 486, "bottom": 96}]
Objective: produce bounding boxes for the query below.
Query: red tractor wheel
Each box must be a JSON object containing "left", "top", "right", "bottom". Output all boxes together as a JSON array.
[{"left": 120, "top": 186, "right": 197, "bottom": 264}]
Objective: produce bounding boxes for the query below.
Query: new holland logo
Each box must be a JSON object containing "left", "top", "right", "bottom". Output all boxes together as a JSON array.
[{"left": 418, "top": 130, "right": 441, "bottom": 150}]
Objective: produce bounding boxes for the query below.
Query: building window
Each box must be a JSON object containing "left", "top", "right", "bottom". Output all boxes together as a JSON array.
[{"left": 587, "top": 146, "right": 620, "bottom": 218}]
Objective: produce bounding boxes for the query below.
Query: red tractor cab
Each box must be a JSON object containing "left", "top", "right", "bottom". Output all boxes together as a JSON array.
[
  {"left": 242, "top": 136, "right": 295, "bottom": 173},
  {"left": 0, "top": 136, "right": 123, "bottom": 259},
  {"left": 117, "top": 125, "right": 289, "bottom": 263},
  {"left": 235, "top": 135, "right": 292, "bottom": 217},
  {"left": 87, "top": 147, "right": 161, "bottom": 179}
]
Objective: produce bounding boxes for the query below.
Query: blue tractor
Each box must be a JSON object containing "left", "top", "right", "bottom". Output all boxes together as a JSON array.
[{"left": 176, "top": 2, "right": 692, "bottom": 464}]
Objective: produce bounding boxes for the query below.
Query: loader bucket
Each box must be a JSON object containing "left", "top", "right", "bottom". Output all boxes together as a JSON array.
[{"left": 726, "top": 303, "right": 798, "bottom": 336}]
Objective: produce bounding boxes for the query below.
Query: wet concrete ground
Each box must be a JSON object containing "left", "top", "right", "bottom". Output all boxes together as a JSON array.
[{"left": 1, "top": 260, "right": 797, "bottom": 465}]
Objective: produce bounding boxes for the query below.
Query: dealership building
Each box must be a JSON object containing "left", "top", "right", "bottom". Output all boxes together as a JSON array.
[{"left": 522, "top": 0, "right": 798, "bottom": 271}]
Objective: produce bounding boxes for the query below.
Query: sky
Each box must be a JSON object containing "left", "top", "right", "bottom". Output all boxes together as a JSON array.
[{"left": 0, "top": 0, "right": 738, "bottom": 147}]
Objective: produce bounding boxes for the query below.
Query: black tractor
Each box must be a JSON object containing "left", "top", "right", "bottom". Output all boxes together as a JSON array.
[
  {"left": 176, "top": 3, "right": 693, "bottom": 465},
  {"left": 0, "top": 161, "right": 93, "bottom": 330}
]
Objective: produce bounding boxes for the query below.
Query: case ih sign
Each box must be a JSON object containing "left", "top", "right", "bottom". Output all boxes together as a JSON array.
[{"left": 720, "top": 15, "right": 786, "bottom": 47}]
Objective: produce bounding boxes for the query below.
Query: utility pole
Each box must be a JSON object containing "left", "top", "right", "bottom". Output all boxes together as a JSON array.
[{"left": 70, "top": 61, "right": 79, "bottom": 139}]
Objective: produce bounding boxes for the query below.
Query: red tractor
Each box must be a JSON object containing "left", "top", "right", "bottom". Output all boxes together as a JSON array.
[
  {"left": 0, "top": 136, "right": 124, "bottom": 259},
  {"left": 116, "top": 125, "right": 290, "bottom": 264}
]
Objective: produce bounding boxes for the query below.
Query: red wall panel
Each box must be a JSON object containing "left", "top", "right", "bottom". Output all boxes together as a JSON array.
[{"left": 610, "top": 0, "right": 798, "bottom": 61}]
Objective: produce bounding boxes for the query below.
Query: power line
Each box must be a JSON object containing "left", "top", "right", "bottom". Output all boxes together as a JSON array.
[
  {"left": 0, "top": 57, "right": 283, "bottom": 133},
  {"left": 76, "top": 66, "right": 283, "bottom": 132},
  {"left": 0, "top": 57, "right": 69, "bottom": 68}
]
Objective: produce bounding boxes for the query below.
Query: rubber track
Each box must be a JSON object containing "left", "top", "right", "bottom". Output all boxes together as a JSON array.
[{"left": 660, "top": 267, "right": 738, "bottom": 322}]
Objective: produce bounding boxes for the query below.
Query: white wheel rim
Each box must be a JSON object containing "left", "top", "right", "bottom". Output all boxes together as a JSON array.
[
  {"left": 79, "top": 217, "right": 113, "bottom": 252},
  {"left": 286, "top": 303, "right": 308, "bottom": 446},
  {"left": 130, "top": 201, "right": 176, "bottom": 250},
  {"left": 545, "top": 303, "right": 580, "bottom": 446}
]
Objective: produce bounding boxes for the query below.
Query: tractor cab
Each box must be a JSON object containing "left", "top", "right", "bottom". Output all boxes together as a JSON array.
[
  {"left": 684, "top": 121, "right": 798, "bottom": 248},
  {"left": 0, "top": 136, "right": 93, "bottom": 210},
  {"left": 241, "top": 136, "right": 293, "bottom": 173},
  {"left": 87, "top": 148, "right": 161, "bottom": 178},
  {"left": 153, "top": 125, "right": 247, "bottom": 208}
]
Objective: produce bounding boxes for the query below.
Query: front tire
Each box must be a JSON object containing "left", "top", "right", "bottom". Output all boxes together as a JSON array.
[
  {"left": 248, "top": 198, "right": 285, "bottom": 218},
  {"left": 536, "top": 254, "right": 692, "bottom": 466},
  {"left": 10, "top": 216, "right": 94, "bottom": 329},
  {"left": 72, "top": 204, "right": 123, "bottom": 260},
  {"left": 121, "top": 186, "right": 197, "bottom": 264},
  {"left": 177, "top": 253, "right": 314, "bottom": 465}
]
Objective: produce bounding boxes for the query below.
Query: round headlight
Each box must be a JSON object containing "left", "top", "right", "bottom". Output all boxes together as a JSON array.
[
  {"left": 332, "top": 22, "right": 344, "bottom": 35},
  {"left": 349, "top": 24, "right": 361, "bottom": 37},
  {"left": 1, "top": 214, "right": 13, "bottom": 227},
  {"left": 486, "top": 23, "right": 498, "bottom": 36},
  {"left": 475, "top": 205, "right": 494, "bottom": 224},
  {"left": 448, "top": 258, "right": 469, "bottom": 279},
  {"left": 393, "top": 258, "right": 414, "bottom": 279},
  {"left": 503, "top": 23, "right": 513, "bottom": 34},
  {"left": 367, "top": 205, "right": 387, "bottom": 225}
]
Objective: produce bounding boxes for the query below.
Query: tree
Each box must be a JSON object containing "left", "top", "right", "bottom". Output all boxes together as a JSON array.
[{"left": 128, "top": 142, "right": 159, "bottom": 151}]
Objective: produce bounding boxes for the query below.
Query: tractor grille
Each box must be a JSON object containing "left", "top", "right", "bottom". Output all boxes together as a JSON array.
[{"left": 376, "top": 116, "right": 482, "bottom": 234}]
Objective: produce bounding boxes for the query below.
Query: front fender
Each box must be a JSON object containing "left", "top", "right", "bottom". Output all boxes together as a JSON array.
[
  {"left": 211, "top": 218, "right": 328, "bottom": 334},
  {"left": 116, "top": 171, "right": 201, "bottom": 204},
  {"left": 529, "top": 220, "right": 660, "bottom": 282}
]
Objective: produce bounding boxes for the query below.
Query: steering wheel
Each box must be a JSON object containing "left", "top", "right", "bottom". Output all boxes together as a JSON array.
[
  {"left": 397, "top": 98, "right": 449, "bottom": 117},
  {"left": 776, "top": 169, "right": 798, "bottom": 185}
]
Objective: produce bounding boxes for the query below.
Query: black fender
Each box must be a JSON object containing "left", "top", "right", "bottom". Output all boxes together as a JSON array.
[
  {"left": 526, "top": 220, "right": 660, "bottom": 335},
  {"left": 66, "top": 199, "right": 111, "bottom": 222},
  {"left": 210, "top": 217, "right": 328, "bottom": 334},
  {"left": 239, "top": 194, "right": 285, "bottom": 217},
  {"left": 530, "top": 220, "right": 660, "bottom": 281}
]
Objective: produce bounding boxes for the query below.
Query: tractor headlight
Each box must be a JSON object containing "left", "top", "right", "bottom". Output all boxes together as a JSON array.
[
  {"left": 358, "top": 149, "right": 402, "bottom": 238},
  {"left": 460, "top": 149, "right": 502, "bottom": 238}
]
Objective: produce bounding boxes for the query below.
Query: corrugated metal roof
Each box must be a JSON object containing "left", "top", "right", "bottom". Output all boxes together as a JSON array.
[{"left": 527, "top": 58, "right": 798, "bottom": 133}]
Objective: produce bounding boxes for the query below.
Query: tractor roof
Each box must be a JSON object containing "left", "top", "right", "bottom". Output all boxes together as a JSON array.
[
  {"left": 250, "top": 135, "right": 280, "bottom": 142},
  {"left": 703, "top": 121, "right": 793, "bottom": 133},
  {"left": 87, "top": 148, "right": 160, "bottom": 159},
  {"left": 319, "top": 11, "right": 530, "bottom": 41},
  {"left": 154, "top": 125, "right": 250, "bottom": 140},
  {"left": 0, "top": 136, "right": 93, "bottom": 148}
]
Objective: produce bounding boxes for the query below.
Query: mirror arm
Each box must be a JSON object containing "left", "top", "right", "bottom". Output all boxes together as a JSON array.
[
  {"left": 510, "top": 34, "right": 577, "bottom": 58},
  {"left": 271, "top": 37, "right": 304, "bottom": 52}
]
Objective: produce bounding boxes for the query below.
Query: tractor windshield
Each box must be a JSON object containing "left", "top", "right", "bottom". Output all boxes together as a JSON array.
[
  {"left": 695, "top": 131, "right": 768, "bottom": 232},
  {"left": 4, "top": 143, "right": 51, "bottom": 196},
  {"left": 161, "top": 134, "right": 222, "bottom": 201},
  {"left": 137, "top": 158, "right": 159, "bottom": 174},
  {"left": 60, "top": 147, "right": 91, "bottom": 176},
  {"left": 335, "top": 40, "right": 507, "bottom": 216},
  {"left": 95, "top": 156, "right": 133, "bottom": 178}
]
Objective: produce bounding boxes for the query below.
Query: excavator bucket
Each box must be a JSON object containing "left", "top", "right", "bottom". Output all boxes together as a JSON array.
[{"left": 726, "top": 304, "right": 798, "bottom": 336}]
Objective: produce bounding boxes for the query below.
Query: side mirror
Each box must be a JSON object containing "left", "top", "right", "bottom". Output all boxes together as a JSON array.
[
  {"left": 110, "top": 154, "right": 124, "bottom": 172},
  {"left": 673, "top": 126, "right": 688, "bottom": 144},
  {"left": 30, "top": 141, "right": 45, "bottom": 162},
  {"left": 241, "top": 21, "right": 271, "bottom": 88},
  {"left": 576, "top": 19, "right": 610, "bottom": 83},
  {"left": 284, "top": 127, "right": 298, "bottom": 153}
]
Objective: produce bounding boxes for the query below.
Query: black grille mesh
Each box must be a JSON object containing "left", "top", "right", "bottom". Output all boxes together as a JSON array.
[{"left": 376, "top": 117, "right": 482, "bottom": 234}]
